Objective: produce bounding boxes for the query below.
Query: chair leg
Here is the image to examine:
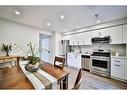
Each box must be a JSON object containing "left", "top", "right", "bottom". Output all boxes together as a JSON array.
[{"left": 60, "top": 82, "right": 63, "bottom": 89}]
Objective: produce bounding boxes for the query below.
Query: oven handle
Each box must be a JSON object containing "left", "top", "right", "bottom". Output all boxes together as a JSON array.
[{"left": 91, "top": 57, "right": 110, "bottom": 61}]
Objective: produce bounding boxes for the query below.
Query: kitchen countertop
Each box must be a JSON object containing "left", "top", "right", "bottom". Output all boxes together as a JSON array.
[
  {"left": 68, "top": 52, "right": 91, "bottom": 56},
  {"left": 81, "top": 53, "right": 91, "bottom": 56},
  {"left": 111, "top": 56, "right": 127, "bottom": 59}
]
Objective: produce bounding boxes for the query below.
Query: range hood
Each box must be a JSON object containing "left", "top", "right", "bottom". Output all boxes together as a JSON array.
[{"left": 91, "top": 36, "right": 110, "bottom": 43}]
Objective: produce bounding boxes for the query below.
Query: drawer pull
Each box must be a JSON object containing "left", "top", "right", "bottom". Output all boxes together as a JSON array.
[
  {"left": 114, "top": 60, "right": 120, "bottom": 63},
  {"left": 114, "top": 64, "right": 121, "bottom": 67}
]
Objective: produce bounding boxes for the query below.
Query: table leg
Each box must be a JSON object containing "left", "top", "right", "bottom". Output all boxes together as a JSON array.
[{"left": 63, "top": 75, "right": 68, "bottom": 90}]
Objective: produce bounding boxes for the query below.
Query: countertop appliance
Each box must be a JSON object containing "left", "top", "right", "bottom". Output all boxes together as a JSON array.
[
  {"left": 81, "top": 55, "right": 91, "bottom": 71},
  {"left": 90, "top": 50, "right": 111, "bottom": 77},
  {"left": 91, "top": 36, "right": 110, "bottom": 43}
]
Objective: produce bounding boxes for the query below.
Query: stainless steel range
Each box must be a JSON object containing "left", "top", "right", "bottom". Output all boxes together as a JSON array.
[{"left": 90, "top": 50, "right": 111, "bottom": 77}]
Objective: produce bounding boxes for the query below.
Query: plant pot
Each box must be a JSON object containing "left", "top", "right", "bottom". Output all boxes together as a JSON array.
[
  {"left": 6, "top": 51, "right": 9, "bottom": 56},
  {"left": 25, "top": 62, "right": 42, "bottom": 72}
]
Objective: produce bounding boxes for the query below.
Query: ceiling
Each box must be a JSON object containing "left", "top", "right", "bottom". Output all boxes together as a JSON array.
[{"left": 0, "top": 6, "right": 127, "bottom": 33}]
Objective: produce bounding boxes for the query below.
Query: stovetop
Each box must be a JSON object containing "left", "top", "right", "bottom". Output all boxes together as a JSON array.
[{"left": 91, "top": 49, "right": 111, "bottom": 57}]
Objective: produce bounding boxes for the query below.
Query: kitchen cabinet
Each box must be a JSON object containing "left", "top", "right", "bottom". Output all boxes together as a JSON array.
[
  {"left": 67, "top": 53, "right": 81, "bottom": 69},
  {"left": 82, "top": 32, "right": 92, "bottom": 45},
  {"left": 91, "top": 28, "right": 110, "bottom": 37},
  {"left": 123, "top": 24, "right": 127, "bottom": 43},
  {"left": 110, "top": 25, "right": 123, "bottom": 44},
  {"left": 125, "top": 59, "right": 127, "bottom": 80},
  {"left": 69, "top": 34, "right": 80, "bottom": 45},
  {"left": 111, "top": 58, "right": 125, "bottom": 80},
  {"left": 69, "top": 32, "right": 92, "bottom": 45}
]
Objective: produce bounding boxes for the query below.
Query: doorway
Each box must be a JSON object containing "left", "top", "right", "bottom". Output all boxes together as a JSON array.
[{"left": 39, "top": 33, "right": 52, "bottom": 63}]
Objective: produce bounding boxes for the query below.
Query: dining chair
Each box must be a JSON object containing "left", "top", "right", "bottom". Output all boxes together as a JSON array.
[
  {"left": 72, "top": 69, "right": 82, "bottom": 89},
  {"left": 54, "top": 56, "right": 65, "bottom": 89},
  {"left": 54, "top": 56, "right": 65, "bottom": 69}
]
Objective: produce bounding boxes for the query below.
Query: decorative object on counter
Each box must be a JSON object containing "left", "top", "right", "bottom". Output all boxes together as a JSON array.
[
  {"left": 1, "top": 44, "right": 12, "bottom": 56},
  {"left": 14, "top": 42, "right": 49, "bottom": 72},
  {"left": 115, "top": 52, "right": 119, "bottom": 57},
  {"left": 70, "top": 48, "right": 74, "bottom": 53}
]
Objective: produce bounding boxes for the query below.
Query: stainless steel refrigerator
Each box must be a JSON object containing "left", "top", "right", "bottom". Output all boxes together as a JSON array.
[{"left": 59, "top": 40, "right": 70, "bottom": 56}]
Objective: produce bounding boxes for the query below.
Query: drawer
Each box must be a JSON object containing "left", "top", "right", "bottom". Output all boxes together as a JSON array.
[{"left": 111, "top": 58, "right": 124, "bottom": 64}]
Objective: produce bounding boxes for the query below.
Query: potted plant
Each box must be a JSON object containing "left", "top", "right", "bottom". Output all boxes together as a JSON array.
[
  {"left": 1, "top": 44, "right": 12, "bottom": 56},
  {"left": 14, "top": 42, "right": 49, "bottom": 72}
]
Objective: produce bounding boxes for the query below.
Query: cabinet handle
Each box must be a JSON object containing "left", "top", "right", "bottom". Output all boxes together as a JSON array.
[
  {"left": 114, "top": 64, "right": 121, "bottom": 67},
  {"left": 114, "top": 60, "right": 120, "bottom": 63}
]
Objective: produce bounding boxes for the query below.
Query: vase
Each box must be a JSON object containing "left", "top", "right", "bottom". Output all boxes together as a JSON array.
[
  {"left": 6, "top": 51, "right": 9, "bottom": 56},
  {"left": 25, "top": 62, "right": 42, "bottom": 72}
]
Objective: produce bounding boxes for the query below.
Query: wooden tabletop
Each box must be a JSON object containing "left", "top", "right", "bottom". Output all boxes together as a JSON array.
[{"left": 0, "top": 62, "right": 69, "bottom": 89}]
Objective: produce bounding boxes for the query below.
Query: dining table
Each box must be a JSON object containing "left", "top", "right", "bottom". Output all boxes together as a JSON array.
[{"left": 0, "top": 61, "right": 70, "bottom": 90}]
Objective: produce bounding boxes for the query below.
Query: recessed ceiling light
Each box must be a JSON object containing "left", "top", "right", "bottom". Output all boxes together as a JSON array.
[
  {"left": 14, "top": 10, "right": 20, "bottom": 15},
  {"left": 46, "top": 22, "right": 51, "bottom": 26},
  {"left": 64, "top": 29, "right": 66, "bottom": 32},
  {"left": 60, "top": 15, "right": 65, "bottom": 20},
  {"left": 96, "top": 20, "right": 100, "bottom": 23},
  {"left": 76, "top": 26, "right": 80, "bottom": 28}
]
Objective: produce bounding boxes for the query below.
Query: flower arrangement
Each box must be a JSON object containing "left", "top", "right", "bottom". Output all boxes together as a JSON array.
[
  {"left": 1, "top": 44, "right": 12, "bottom": 56},
  {"left": 14, "top": 42, "right": 50, "bottom": 72},
  {"left": 14, "top": 42, "right": 49, "bottom": 65}
]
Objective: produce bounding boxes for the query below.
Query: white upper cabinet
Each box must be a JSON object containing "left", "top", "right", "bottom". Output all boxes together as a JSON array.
[
  {"left": 69, "top": 32, "right": 92, "bottom": 45},
  {"left": 82, "top": 32, "right": 92, "bottom": 45},
  {"left": 110, "top": 25, "right": 123, "bottom": 44},
  {"left": 91, "top": 28, "right": 110, "bottom": 37},
  {"left": 123, "top": 24, "right": 127, "bottom": 43}
]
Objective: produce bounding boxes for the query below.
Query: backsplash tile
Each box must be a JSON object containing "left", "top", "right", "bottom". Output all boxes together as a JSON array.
[{"left": 71, "top": 43, "right": 126, "bottom": 56}]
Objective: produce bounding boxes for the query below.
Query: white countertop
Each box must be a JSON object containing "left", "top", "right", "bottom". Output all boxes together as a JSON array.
[
  {"left": 81, "top": 53, "right": 91, "bottom": 56},
  {"left": 68, "top": 52, "right": 91, "bottom": 56},
  {"left": 111, "top": 56, "right": 127, "bottom": 59}
]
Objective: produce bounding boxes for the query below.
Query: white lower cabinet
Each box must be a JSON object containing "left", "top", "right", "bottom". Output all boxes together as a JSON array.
[
  {"left": 125, "top": 60, "right": 127, "bottom": 80},
  {"left": 67, "top": 53, "right": 81, "bottom": 69},
  {"left": 111, "top": 58, "right": 125, "bottom": 79}
]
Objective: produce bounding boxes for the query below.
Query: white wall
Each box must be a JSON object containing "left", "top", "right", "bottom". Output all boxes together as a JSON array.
[
  {"left": 0, "top": 18, "right": 52, "bottom": 56},
  {"left": 54, "top": 32, "right": 62, "bottom": 56},
  {"left": 0, "top": 18, "right": 52, "bottom": 68}
]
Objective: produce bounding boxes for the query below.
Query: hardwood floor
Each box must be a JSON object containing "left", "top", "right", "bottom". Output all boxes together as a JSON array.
[
  {"left": 0, "top": 66, "right": 127, "bottom": 89},
  {"left": 64, "top": 67, "right": 127, "bottom": 89}
]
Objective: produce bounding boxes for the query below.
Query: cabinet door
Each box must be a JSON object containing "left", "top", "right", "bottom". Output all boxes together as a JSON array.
[
  {"left": 91, "top": 30, "right": 100, "bottom": 37},
  {"left": 123, "top": 24, "right": 127, "bottom": 43},
  {"left": 69, "top": 40, "right": 74, "bottom": 45},
  {"left": 110, "top": 25, "right": 123, "bottom": 44},
  {"left": 125, "top": 59, "right": 127, "bottom": 80},
  {"left": 100, "top": 28, "right": 110, "bottom": 37},
  {"left": 67, "top": 53, "right": 76, "bottom": 66},
  {"left": 111, "top": 58, "right": 124, "bottom": 79},
  {"left": 83, "top": 32, "right": 92, "bottom": 45}
]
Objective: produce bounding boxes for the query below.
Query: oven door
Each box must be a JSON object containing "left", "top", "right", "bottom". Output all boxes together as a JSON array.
[{"left": 91, "top": 56, "right": 110, "bottom": 72}]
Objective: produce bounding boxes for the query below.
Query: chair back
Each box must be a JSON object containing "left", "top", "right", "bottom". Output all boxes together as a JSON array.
[
  {"left": 72, "top": 69, "right": 82, "bottom": 89},
  {"left": 54, "top": 56, "right": 65, "bottom": 69}
]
